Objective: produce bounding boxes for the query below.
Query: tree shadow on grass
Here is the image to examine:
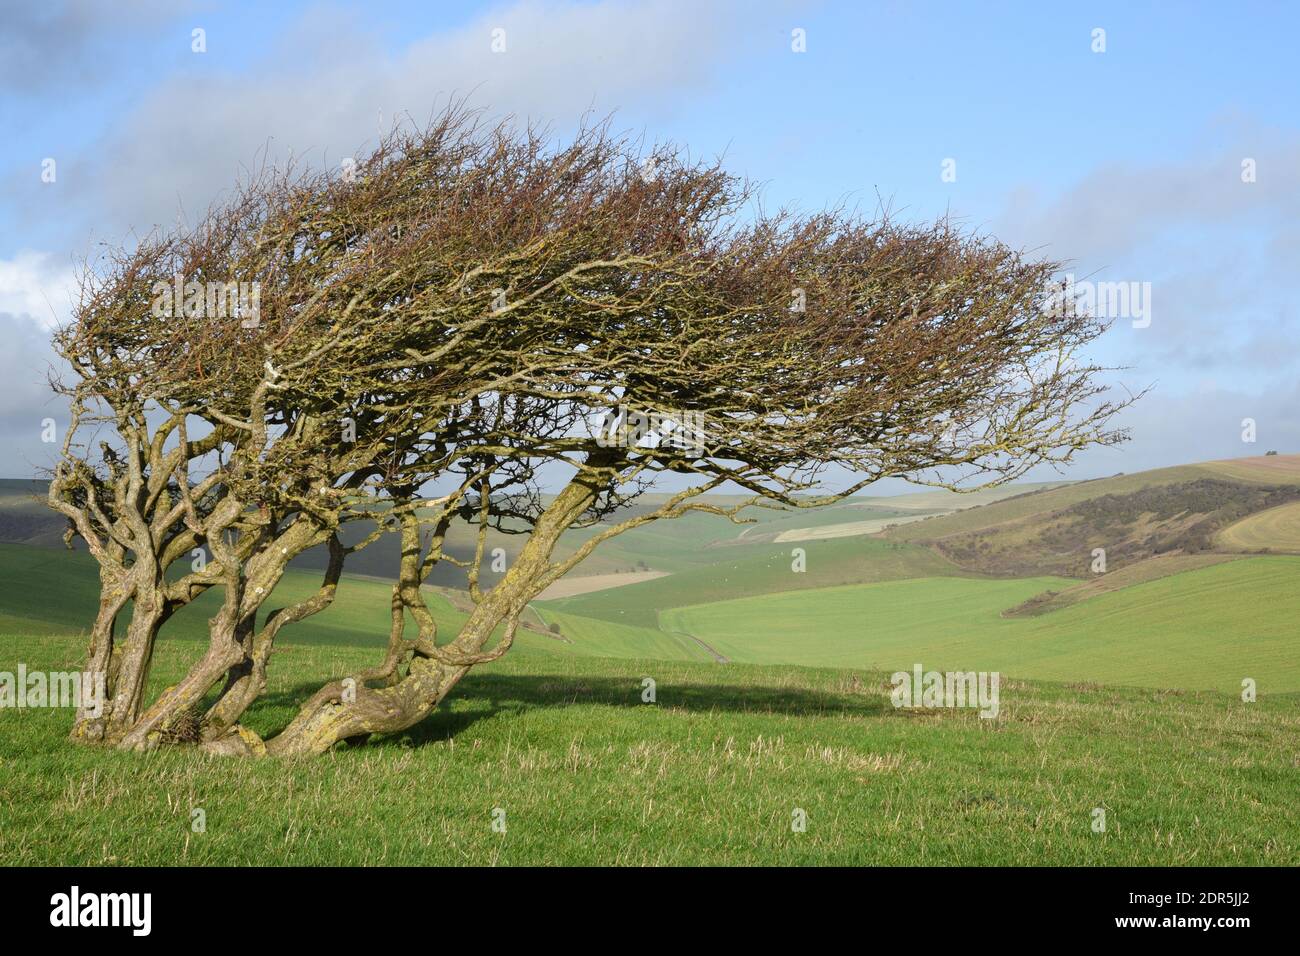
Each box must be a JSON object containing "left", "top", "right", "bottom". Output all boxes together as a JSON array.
[{"left": 248, "top": 670, "right": 894, "bottom": 751}]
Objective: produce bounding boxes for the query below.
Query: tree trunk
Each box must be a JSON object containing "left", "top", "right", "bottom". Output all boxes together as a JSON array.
[
  {"left": 69, "top": 584, "right": 130, "bottom": 742},
  {"left": 263, "top": 476, "right": 600, "bottom": 756},
  {"left": 116, "top": 636, "right": 246, "bottom": 751},
  {"left": 102, "top": 582, "right": 168, "bottom": 744},
  {"left": 265, "top": 657, "right": 468, "bottom": 756}
]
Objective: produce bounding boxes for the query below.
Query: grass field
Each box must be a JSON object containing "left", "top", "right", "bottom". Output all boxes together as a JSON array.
[
  {"left": 1004, "top": 553, "right": 1244, "bottom": 617},
  {"left": 1218, "top": 500, "right": 1300, "bottom": 552},
  {"left": 0, "top": 542, "right": 567, "bottom": 661},
  {"left": 3, "top": 458, "right": 1298, "bottom": 866},
  {"left": 542, "top": 535, "right": 964, "bottom": 629},
  {"left": 2, "top": 631, "right": 1296, "bottom": 866},
  {"left": 8, "top": 539, "right": 1298, "bottom": 693},
  {"left": 662, "top": 558, "right": 1300, "bottom": 692},
  {"left": 883, "top": 456, "right": 1300, "bottom": 550},
  {"left": 531, "top": 606, "right": 716, "bottom": 661},
  {"left": 0, "top": 477, "right": 1054, "bottom": 582},
  {"left": 1201, "top": 453, "right": 1300, "bottom": 484}
]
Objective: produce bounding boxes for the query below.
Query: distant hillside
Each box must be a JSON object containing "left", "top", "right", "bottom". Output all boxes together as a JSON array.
[
  {"left": 660, "top": 556, "right": 1300, "bottom": 691},
  {"left": 542, "top": 535, "right": 966, "bottom": 628},
  {"left": 922, "top": 477, "right": 1300, "bottom": 577},
  {"left": 0, "top": 475, "right": 1068, "bottom": 587},
  {"left": 0, "top": 479, "right": 65, "bottom": 547},
  {"left": 4, "top": 452, "right": 1299, "bottom": 694},
  {"left": 9, "top": 455, "right": 1299, "bottom": 648},
  {"left": 885, "top": 455, "right": 1300, "bottom": 576}
]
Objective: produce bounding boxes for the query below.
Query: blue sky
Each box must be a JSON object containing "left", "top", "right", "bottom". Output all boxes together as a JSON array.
[{"left": 2, "top": 0, "right": 1297, "bottom": 489}]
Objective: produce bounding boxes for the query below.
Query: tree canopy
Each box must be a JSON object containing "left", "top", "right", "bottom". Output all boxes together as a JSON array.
[{"left": 49, "top": 106, "right": 1127, "bottom": 755}]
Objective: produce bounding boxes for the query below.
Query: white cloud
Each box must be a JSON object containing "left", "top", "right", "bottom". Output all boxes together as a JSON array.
[
  {"left": 0, "top": 0, "right": 758, "bottom": 477},
  {"left": 0, "top": 308, "right": 66, "bottom": 477},
  {"left": 58, "top": 0, "right": 750, "bottom": 238},
  {"left": 0, "top": 253, "right": 77, "bottom": 476},
  {"left": 992, "top": 123, "right": 1300, "bottom": 387},
  {"left": 994, "top": 129, "right": 1300, "bottom": 265},
  {"left": 0, "top": 251, "right": 79, "bottom": 329}
]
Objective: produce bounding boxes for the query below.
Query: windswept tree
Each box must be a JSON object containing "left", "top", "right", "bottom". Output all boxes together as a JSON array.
[{"left": 49, "top": 106, "right": 1128, "bottom": 756}]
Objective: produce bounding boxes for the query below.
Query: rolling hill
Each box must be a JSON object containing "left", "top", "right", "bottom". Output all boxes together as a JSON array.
[
  {"left": 660, "top": 557, "right": 1300, "bottom": 691},
  {"left": 1216, "top": 499, "right": 1300, "bottom": 552},
  {"left": 540, "top": 535, "right": 966, "bottom": 629},
  {"left": 2, "top": 453, "right": 1297, "bottom": 694},
  {"left": 884, "top": 456, "right": 1300, "bottom": 577}
]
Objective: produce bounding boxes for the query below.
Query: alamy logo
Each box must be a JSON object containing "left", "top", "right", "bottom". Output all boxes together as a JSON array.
[
  {"left": 0, "top": 667, "right": 104, "bottom": 717},
  {"left": 1043, "top": 273, "right": 1151, "bottom": 328},
  {"left": 595, "top": 404, "right": 705, "bottom": 458},
  {"left": 50, "top": 886, "right": 151, "bottom": 936},
  {"left": 150, "top": 274, "right": 262, "bottom": 327},
  {"left": 890, "top": 664, "right": 1001, "bottom": 718}
]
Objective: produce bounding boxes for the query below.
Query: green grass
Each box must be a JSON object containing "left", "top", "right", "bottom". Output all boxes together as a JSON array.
[
  {"left": 1003, "top": 553, "right": 1245, "bottom": 617},
  {"left": 2, "top": 631, "right": 1296, "bottom": 865},
  {"left": 662, "top": 575, "right": 1074, "bottom": 670},
  {"left": 662, "top": 558, "right": 1300, "bottom": 692},
  {"left": 1217, "top": 500, "right": 1300, "bottom": 552},
  {"left": 543, "top": 536, "right": 964, "bottom": 628},
  {"left": 0, "top": 542, "right": 566, "bottom": 661},
  {"left": 0, "top": 544, "right": 106, "bottom": 635},
  {"left": 530, "top": 606, "right": 715, "bottom": 661},
  {"left": 5, "top": 464, "right": 1296, "bottom": 866},
  {"left": 13, "top": 542, "right": 1299, "bottom": 695},
  {"left": 710, "top": 502, "right": 922, "bottom": 540}
]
